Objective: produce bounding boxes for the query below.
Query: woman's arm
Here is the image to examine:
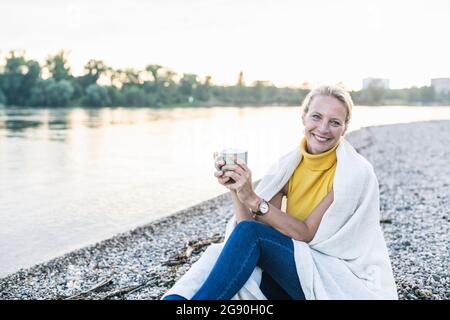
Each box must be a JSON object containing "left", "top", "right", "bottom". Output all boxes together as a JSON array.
[
  {"left": 232, "top": 180, "right": 288, "bottom": 224},
  {"left": 220, "top": 158, "right": 332, "bottom": 242},
  {"left": 253, "top": 188, "right": 334, "bottom": 242},
  {"left": 230, "top": 191, "right": 254, "bottom": 223}
]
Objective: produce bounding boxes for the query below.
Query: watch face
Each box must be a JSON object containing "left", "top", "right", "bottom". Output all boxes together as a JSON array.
[{"left": 260, "top": 201, "right": 269, "bottom": 213}]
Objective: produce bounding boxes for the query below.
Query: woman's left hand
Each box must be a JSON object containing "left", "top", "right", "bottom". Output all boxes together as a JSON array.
[{"left": 222, "top": 159, "right": 257, "bottom": 206}]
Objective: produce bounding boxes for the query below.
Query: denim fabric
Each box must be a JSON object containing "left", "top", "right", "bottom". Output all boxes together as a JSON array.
[
  {"left": 163, "top": 294, "right": 187, "bottom": 300},
  {"left": 192, "top": 220, "right": 305, "bottom": 300},
  {"left": 162, "top": 220, "right": 305, "bottom": 300},
  {"left": 260, "top": 270, "right": 294, "bottom": 300}
]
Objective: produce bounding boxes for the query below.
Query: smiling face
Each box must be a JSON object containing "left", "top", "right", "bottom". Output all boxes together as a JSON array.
[{"left": 302, "top": 95, "right": 348, "bottom": 154}]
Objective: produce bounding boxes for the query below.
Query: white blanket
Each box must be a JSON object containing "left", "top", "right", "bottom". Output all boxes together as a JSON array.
[{"left": 161, "top": 138, "right": 398, "bottom": 300}]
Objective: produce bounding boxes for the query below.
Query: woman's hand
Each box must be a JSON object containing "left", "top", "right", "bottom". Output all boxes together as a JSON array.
[
  {"left": 213, "top": 152, "right": 235, "bottom": 191},
  {"left": 221, "top": 158, "right": 257, "bottom": 206}
]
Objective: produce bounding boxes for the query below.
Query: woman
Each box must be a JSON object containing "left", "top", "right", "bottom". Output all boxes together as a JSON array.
[{"left": 162, "top": 85, "right": 398, "bottom": 300}]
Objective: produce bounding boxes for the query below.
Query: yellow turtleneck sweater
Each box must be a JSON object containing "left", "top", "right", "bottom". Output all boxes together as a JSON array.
[{"left": 286, "top": 137, "right": 339, "bottom": 221}]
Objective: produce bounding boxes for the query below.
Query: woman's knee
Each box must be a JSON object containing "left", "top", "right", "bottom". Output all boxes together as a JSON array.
[{"left": 233, "top": 220, "right": 265, "bottom": 239}]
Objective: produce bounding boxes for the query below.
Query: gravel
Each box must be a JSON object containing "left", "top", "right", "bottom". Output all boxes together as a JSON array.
[{"left": 1, "top": 120, "right": 449, "bottom": 300}]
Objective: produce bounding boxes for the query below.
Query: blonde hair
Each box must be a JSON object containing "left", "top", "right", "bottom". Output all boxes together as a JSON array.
[{"left": 301, "top": 85, "right": 353, "bottom": 123}]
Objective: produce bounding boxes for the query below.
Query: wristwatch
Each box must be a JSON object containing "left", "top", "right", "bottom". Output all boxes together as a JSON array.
[{"left": 251, "top": 198, "right": 270, "bottom": 216}]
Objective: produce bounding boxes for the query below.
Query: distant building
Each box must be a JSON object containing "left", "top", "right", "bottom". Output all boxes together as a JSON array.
[
  {"left": 431, "top": 78, "right": 450, "bottom": 93},
  {"left": 362, "top": 78, "right": 390, "bottom": 89}
]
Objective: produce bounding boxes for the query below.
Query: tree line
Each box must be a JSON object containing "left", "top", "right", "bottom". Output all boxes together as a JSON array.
[{"left": 0, "top": 50, "right": 449, "bottom": 108}]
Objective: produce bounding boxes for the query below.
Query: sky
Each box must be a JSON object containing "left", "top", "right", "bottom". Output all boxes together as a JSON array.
[{"left": 1, "top": 0, "right": 449, "bottom": 90}]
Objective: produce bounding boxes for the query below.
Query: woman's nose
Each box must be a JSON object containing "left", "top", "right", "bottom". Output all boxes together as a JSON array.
[{"left": 318, "top": 121, "right": 330, "bottom": 132}]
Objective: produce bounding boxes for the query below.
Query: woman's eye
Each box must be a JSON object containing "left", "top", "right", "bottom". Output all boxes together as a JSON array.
[
  {"left": 312, "top": 114, "right": 320, "bottom": 119},
  {"left": 331, "top": 121, "right": 341, "bottom": 127}
]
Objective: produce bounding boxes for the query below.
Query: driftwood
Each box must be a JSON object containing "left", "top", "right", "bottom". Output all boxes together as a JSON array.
[
  {"left": 64, "top": 277, "right": 153, "bottom": 300},
  {"left": 162, "top": 234, "right": 224, "bottom": 267},
  {"left": 64, "top": 276, "right": 114, "bottom": 300},
  {"left": 102, "top": 284, "right": 143, "bottom": 299}
]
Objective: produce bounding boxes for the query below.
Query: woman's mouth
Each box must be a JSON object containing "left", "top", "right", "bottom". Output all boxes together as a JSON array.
[{"left": 311, "top": 133, "right": 332, "bottom": 143}]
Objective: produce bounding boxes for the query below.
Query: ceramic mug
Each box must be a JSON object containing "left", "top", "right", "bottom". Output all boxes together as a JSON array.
[{"left": 214, "top": 148, "right": 248, "bottom": 172}]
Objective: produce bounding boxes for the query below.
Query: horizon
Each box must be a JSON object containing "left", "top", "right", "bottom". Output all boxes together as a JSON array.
[
  {"left": 0, "top": 49, "right": 442, "bottom": 91},
  {"left": 1, "top": 0, "right": 450, "bottom": 90}
]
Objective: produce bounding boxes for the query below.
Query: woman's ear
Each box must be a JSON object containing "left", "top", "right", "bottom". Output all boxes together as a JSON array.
[{"left": 301, "top": 111, "right": 306, "bottom": 126}]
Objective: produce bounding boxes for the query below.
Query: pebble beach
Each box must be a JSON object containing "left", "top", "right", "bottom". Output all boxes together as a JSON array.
[{"left": 0, "top": 120, "right": 449, "bottom": 300}]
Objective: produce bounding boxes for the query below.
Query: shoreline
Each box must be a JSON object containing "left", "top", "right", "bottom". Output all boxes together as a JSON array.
[{"left": 1, "top": 120, "right": 449, "bottom": 300}]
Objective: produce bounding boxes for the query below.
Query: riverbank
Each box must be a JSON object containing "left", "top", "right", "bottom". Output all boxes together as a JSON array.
[{"left": 1, "top": 120, "right": 449, "bottom": 300}]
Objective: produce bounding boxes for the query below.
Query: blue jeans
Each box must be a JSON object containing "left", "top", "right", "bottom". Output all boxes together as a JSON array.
[{"left": 163, "top": 220, "right": 305, "bottom": 300}]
